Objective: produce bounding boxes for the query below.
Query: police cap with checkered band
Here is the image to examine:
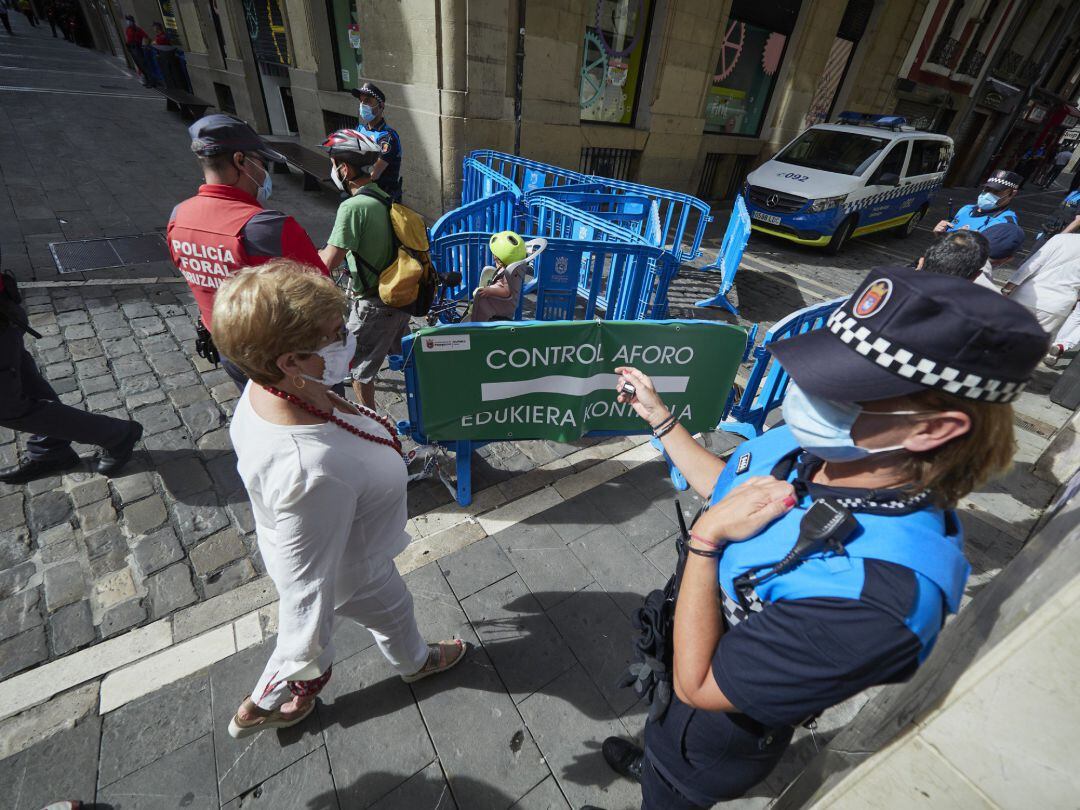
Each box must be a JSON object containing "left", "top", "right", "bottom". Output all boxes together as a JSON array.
[
  {"left": 769, "top": 266, "right": 1049, "bottom": 404},
  {"left": 983, "top": 169, "right": 1023, "bottom": 192}
]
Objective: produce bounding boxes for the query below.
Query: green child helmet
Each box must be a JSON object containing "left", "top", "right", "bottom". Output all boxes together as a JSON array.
[{"left": 489, "top": 231, "right": 527, "bottom": 266}]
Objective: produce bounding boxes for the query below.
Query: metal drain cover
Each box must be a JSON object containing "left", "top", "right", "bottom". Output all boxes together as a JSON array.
[{"left": 50, "top": 234, "right": 170, "bottom": 274}]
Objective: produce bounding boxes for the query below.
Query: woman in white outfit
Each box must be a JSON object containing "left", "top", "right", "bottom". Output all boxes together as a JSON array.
[{"left": 212, "top": 260, "right": 465, "bottom": 738}]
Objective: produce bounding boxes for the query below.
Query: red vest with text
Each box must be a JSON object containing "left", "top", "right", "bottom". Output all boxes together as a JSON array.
[{"left": 167, "top": 185, "right": 262, "bottom": 332}]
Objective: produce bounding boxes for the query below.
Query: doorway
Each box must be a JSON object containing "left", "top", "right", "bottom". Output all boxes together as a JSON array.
[
  {"left": 241, "top": 0, "right": 297, "bottom": 135},
  {"left": 948, "top": 110, "right": 991, "bottom": 185}
]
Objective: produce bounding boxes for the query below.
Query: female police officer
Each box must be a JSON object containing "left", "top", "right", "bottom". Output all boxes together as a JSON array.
[{"left": 595, "top": 266, "right": 1048, "bottom": 809}]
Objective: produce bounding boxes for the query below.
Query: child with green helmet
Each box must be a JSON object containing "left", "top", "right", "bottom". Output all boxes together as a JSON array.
[{"left": 465, "top": 230, "right": 546, "bottom": 322}]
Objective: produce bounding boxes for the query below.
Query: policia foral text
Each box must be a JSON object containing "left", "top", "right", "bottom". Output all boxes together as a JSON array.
[{"left": 594, "top": 266, "right": 1048, "bottom": 809}]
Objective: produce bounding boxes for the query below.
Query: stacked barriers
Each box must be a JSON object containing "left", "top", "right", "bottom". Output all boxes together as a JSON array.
[
  {"left": 468, "top": 150, "right": 714, "bottom": 266},
  {"left": 410, "top": 150, "right": 757, "bottom": 501},
  {"left": 432, "top": 150, "right": 718, "bottom": 324},
  {"left": 430, "top": 232, "right": 675, "bottom": 322}
]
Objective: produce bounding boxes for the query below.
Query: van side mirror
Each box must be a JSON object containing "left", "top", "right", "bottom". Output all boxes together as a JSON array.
[{"left": 872, "top": 171, "right": 900, "bottom": 186}]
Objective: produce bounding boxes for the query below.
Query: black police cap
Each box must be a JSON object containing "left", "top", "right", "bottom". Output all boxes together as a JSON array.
[
  {"left": 349, "top": 82, "right": 386, "bottom": 104},
  {"left": 770, "top": 266, "right": 1048, "bottom": 403},
  {"left": 985, "top": 169, "right": 1023, "bottom": 190},
  {"left": 188, "top": 114, "right": 285, "bottom": 164}
]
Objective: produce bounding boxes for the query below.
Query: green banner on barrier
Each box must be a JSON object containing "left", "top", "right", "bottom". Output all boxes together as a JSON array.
[{"left": 410, "top": 320, "right": 747, "bottom": 442}]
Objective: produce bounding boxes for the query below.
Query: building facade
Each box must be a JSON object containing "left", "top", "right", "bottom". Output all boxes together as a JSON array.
[{"left": 80, "top": 0, "right": 1080, "bottom": 219}]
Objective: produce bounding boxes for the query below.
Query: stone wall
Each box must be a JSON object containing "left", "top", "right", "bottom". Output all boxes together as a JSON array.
[{"left": 151, "top": 0, "right": 942, "bottom": 217}]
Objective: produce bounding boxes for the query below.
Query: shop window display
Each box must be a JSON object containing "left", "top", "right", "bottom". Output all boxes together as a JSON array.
[{"left": 579, "top": 0, "right": 654, "bottom": 125}]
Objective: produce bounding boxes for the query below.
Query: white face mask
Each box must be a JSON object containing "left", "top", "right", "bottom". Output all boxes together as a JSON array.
[
  {"left": 300, "top": 332, "right": 356, "bottom": 388},
  {"left": 242, "top": 159, "right": 273, "bottom": 203},
  {"left": 781, "top": 383, "right": 934, "bottom": 462}
]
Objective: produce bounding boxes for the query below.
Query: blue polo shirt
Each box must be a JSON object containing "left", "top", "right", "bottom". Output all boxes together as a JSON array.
[
  {"left": 948, "top": 203, "right": 1018, "bottom": 232},
  {"left": 359, "top": 119, "right": 402, "bottom": 197},
  {"left": 644, "top": 427, "right": 965, "bottom": 806}
]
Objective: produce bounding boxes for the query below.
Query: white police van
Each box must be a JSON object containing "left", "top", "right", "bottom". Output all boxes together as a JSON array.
[{"left": 744, "top": 112, "right": 954, "bottom": 254}]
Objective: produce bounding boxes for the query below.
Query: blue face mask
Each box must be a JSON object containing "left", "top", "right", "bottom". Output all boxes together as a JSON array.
[
  {"left": 977, "top": 191, "right": 1000, "bottom": 210},
  {"left": 781, "top": 384, "right": 929, "bottom": 462},
  {"left": 242, "top": 159, "right": 273, "bottom": 203},
  {"left": 358, "top": 103, "right": 376, "bottom": 123}
]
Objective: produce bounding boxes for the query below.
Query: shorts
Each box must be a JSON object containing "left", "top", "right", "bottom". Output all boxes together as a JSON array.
[{"left": 347, "top": 297, "right": 411, "bottom": 383}]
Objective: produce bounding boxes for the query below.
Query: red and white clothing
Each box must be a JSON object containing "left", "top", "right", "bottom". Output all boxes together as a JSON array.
[
  {"left": 167, "top": 184, "right": 326, "bottom": 331},
  {"left": 230, "top": 387, "right": 427, "bottom": 710}
]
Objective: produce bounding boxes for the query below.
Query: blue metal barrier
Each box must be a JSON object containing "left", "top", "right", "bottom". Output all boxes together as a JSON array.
[
  {"left": 719, "top": 297, "right": 846, "bottom": 439},
  {"left": 461, "top": 158, "right": 522, "bottom": 206},
  {"left": 695, "top": 194, "right": 750, "bottom": 315},
  {"left": 468, "top": 149, "right": 589, "bottom": 194},
  {"left": 581, "top": 178, "right": 713, "bottom": 264},
  {"left": 470, "top": 150, "right": 714, "bottom": 269},
  {"left": 429, "top": 231, "right": 675, "bottom": 322},
  {"left": 522, "top": 189, "right": 659, "bottom": 245},
  {"left": 430, "top": 191, "right": 518, "bottom": 242}
]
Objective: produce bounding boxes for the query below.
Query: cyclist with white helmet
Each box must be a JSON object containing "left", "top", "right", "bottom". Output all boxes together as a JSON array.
[
  {"left": 319, "top": 129, "right": 410, "bottom": 411},
  {"left": 465, "top": 231, "right": 546, "bottom": 323}
]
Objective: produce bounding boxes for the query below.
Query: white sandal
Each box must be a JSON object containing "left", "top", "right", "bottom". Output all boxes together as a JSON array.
[
  {"left": 401, "top": 639, "right": 467, "bottom": 683},
  {"left": 227, "top": 698, "right": 316, "bottom": 739}
]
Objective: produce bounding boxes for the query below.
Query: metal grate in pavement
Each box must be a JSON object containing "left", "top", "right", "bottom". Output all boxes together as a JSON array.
[{"left": 50, "top": 234, "right": 170, "bottom": 274}]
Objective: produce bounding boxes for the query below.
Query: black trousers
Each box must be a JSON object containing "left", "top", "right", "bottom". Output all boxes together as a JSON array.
[
  {"left": 0, "top": 318, "right": 129, "bottom": 460},
  {"left": 0, "top": 12, "right": 12, "bottom": 33}
]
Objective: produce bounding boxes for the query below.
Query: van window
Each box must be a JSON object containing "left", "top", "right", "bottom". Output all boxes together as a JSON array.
[
  {"left": 908, "top": 140, "right": 952, "bottom": 176},
  {"left": 872, "top": 142, "right": 908, "bottom": 182},
  {"left": 773, "top": 129, "right": 889, "bottom": 176}
]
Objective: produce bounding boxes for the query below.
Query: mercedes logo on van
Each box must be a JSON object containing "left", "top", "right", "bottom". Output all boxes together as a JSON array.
[{"left": 766, "top": 194, "right": 779, "bottom": 208}]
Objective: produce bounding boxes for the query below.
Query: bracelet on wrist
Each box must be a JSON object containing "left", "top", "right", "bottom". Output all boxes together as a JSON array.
[
  {"left": 652, "top": 414, "right": 677, "bottom": 437},
  {"left": 687, "top": 544, "right": 723, "bottom": 559},
  {"left": 689, "top": 531, "right": 722, "bottom": 549}
]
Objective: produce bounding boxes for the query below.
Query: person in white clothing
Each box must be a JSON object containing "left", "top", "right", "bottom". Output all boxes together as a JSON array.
[
  {"left": 1046, "top": 303, "right": 1080, "bottom": 366},
  {"left": 211, "top": 260, "right": 466, "bottom": 738},
  {"left": 1003, "top": 233, "right": 1080, "bottom": 337},
  {"left": 1042, "top": 146, "right": 1074, "bottom": 188}
]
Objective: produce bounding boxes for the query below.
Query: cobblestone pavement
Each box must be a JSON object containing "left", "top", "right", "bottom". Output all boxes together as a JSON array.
[{"left": 0, "top": 19, "right": 1075, "bottom": 810}]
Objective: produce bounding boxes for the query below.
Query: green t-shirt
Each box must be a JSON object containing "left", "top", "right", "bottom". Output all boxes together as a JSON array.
[{"left": 328, "top": 185, "right": 395, "bottom": 296}]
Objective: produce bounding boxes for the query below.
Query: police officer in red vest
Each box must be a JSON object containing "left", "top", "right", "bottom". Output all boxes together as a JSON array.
[{"left": 168, "top": 114, "right": 328, "bottom": 391}]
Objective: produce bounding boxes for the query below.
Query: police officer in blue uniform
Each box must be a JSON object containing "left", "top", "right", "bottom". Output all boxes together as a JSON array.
[
  {"left": 935, "top": 169, "right": 1023, "bottom": 236},
  {"left": 349, "top": 82, "right": 403, "bottom": 202},
  {"left": 591, "top": 266, "right": 1048, "bottom": 809}
]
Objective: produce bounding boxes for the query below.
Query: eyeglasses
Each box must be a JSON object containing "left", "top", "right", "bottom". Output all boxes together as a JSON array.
[{"left": 317, "top": 323, "right": 348, "bottom": 348}]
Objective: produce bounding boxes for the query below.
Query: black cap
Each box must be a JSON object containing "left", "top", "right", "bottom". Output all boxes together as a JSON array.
[
  {"left": 188, "top": 114, "right": 285, "bottom": 163},
  {"left": 981, "top": 221, "right": 1025, "bottom": 259},
  {"left": 349, "top": 82, "right": 385, "bottom": 104},
  {"left": 985, "top": 169, "right": 1023, "bottom": 191},
  {"left": 769, "top": 266, "right": 1048, "bottom": 404}
]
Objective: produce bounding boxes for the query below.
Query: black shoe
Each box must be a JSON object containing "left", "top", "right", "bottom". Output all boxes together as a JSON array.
[
  {"left": 95, "top": 421, "right": 143, "bottom": 476},
  {"left": 601, "top": 737, "right": 644, "bottom": 783},
  {"left": 0, "top": 450, "right": 81, "bottom": 484}
]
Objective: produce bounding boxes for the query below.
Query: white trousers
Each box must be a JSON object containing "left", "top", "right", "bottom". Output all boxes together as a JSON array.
[
  {"left": 1053, "top": 304, "right": 1080, "bottom": 350},
  {"left": 251, "top": 554, "right": 428, "bottom": 710}
]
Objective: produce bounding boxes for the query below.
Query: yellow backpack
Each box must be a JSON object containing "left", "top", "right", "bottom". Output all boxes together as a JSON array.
[{"left": 354, "top": 190, "right": 438, "bottom": 315}]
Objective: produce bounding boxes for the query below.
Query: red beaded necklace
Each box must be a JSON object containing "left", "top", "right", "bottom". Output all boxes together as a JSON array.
[{"left": 263, "top": 385, "right": 402, "bottom": 455}]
